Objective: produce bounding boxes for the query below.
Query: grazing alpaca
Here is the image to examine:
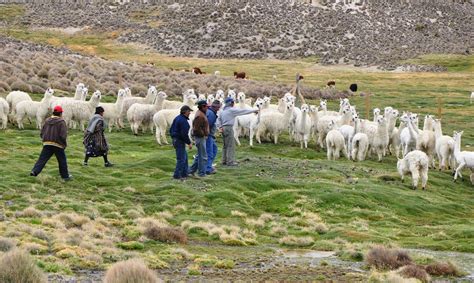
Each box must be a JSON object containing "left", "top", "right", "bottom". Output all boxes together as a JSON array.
[
  {"left": 432, "top": 119, "right": 455, "bottom": 171},
  {"left": 234, "top": 71, "right": 246, "bottom": 79},
  {"left": 397, "top": 150, "right": 429, "bottom": 190}
]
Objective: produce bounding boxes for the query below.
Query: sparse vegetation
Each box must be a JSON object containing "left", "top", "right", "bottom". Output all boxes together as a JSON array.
[
  {"left": 366, "top": 246, "right": 412, "bottom": 270},
  {"left": 103, "top": 259, "right": 160, "bottom": 283},
  {"left": 0, "top": 249, "right": 47, "bottom": 283}
]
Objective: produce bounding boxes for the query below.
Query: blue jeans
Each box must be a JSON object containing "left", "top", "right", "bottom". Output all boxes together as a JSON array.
[
  {"left": 206, "top": 136, "right": 218, "bottom": 173},
  {"left": 32, "top": 145, "right": 69, "bottom": 179},
  {"left": 173, "top": 139, "right": 189, "bottom": 179},
  {"left": 189, "top": 137, "right": 207, "bottom": 176}
]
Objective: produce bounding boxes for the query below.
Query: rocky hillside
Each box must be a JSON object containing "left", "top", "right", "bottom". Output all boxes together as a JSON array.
[{"left": 14, "top": 0, "right": 474, "bottom": 70}]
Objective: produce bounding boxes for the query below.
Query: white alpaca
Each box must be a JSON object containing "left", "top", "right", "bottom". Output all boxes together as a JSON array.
[
  {"left": 386, "top": 109, "right": 400, "bottom": 157},
  {"left": 373, "top": 108, "right": 381, "bottom": 122},
  {"left": 121, "top": 85, "right": 157, "bottom": 122},
  {"left": 161, "top": 89, "right": 197, "bottom": 109},
  {"left": 255, "top": 101, "right": 294, "bottom": 144},
  {"left": 99, "top": 89, "right": 126, "bottom": 132},
  {"left": 62, "top": 90, "right": 102, "bottom": 131},
  {"left": 0, "top": 97, "right": 9, "bottom": 129},
  {"left": 206, "top": 94, "right": 215, "bottom": 105},
  {"left": 227, "top": 89, "right": 237, "bottom": 100},
  {"left": 351, "top": 133, "right": 369, "bottom": 162},
  {"left": 453, "top": 131, "right": 474, "bottom": 182},
  {"left": 50, "top": 83, "right": 87, "bottom": 108},
  {"left": 309, "top": 105, "right": 319, "bottom": 143},
  {"left": 432, "top": 119, "right": 455, "bottom": 171},
  {"left": 214, "top": 70, "right": 221, "bottom": 76},
  {"left": 399, "top": 112, "right": 418, "bottom": 157},
  {"left": 128, "top": 91, "right": 167, "bottom": 135},
  {"left": 317, "top": 106, "right": 352, "bottom": 149},
  {"left": 372, "top": 115, "right": 389, "bottom": 162},
  {"left": 294, "top": 104, "right": 312, "bottom": 149},
  {"left": 234, "top": 98, "right": 263, "bottom": 146},
  {"left": 215, "top": 90, "right": 225, "bottom": 101},
  {"left": 16, "top": 88, "right": 54, "bottom": 129},
  {"left": 319, "top": 99, "right": 338, "bottom": 117},
  {"left": 470, "top": 92, "right": 474, "bottom": 104},
  {"left": 154, "top": 99, "right": 197, "bottom": 145},
  {"left": 414, "top": 115, "right": 436, "bottom": 168},
  {"left": 326, "top": 120, "right": 348, "bottom": 160},
  {"left": 6, "top": 90, "right": 32, "bottom": 122},
  {"left": 397, "top": 150, "right": 429, "bottom": 190}
]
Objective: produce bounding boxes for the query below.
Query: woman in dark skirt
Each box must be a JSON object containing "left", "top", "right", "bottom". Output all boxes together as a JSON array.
[{"left": 83, "top": 106, "right": 113, "bottom": 167}]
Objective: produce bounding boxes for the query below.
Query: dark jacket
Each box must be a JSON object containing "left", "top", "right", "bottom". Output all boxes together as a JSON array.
[
  {"left": 41, "top": 116, "right": 68, "bottom": 148},
  {"left": 170, "top": 114, "right": 192, "bottom": 145},
  {"left": 192, "top": 109, "right": 209, "bottom": 138},
  {"left": 206, "top": 108, "right": 218, "bottom": 138}
]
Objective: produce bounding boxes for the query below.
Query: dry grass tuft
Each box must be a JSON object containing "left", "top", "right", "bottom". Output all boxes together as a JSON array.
[
  {"left": 231, "top": 210, "right": 247, "bottom": 217},
  {"left": 171, "top": 247, "right": 194, "bottom": 260},
  {"left": 368, "top": 270, "right": 419, "bottom": 283},
  {"left": 245, "top": 218, "right": 265, "bottom": 228},
  {"left": 366, "top": 246, "right": 413, "bottom": 270},
  {"left": 42, "top": 218, "right": 64, "bottom": 228},
  {"left": 0, "top": 249, "right": 47, "bottom": 283},
  {"left": 122, "top": 186, "right": 136, "bottom": 193},
  {"left": 0, "top": 237, "right": 17, "bottom": 252},
  {"left": 173, "top": 204, "right": 187, "bottom": 213},
  {"left": 144, "top": 226, "right": 187, "bottom": 244},
  {"left": 126, "top": 209, "right": 142, "bottom": 219},
  {"left": 32, "top": 229, "right": 50, "bottom": 241},
  {"left": 270, "top": 224, "right": 288, "bottom": 235},
  {"left": 103, "top": 258, "right": 160, "bottom": 283},
  {"left": 425, "top": 261, "right": 463, "bottom": 277},
  {"left": 279, "top": 235, "right": 314, "bottom": 247},
  {"left": 155, "top": 211, "right": 173, "bottom": 220},
  {"left": 23, "top": 243, "right": 48, "bottom": 255},
  {"left": 17, "top": 206, "right": 43, "bottom": 218},
  {"left": 399, "top": 265, "right": 430, "bottom": 282},
  {"left": 55, "top": 213, "right": 90, "bottom": 229}
]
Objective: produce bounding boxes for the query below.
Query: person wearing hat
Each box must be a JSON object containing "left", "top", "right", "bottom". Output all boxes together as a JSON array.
[
  {"left": 205, "top": 100, "right": 221, "bottom": 174},
  {"left": 217, "top": 97, "right": 258, "bottom": 166},
  {"left": 170, "top": 105, "right": 193, "bottom": 180},
  {"left": 189, "top": 100, "right": 210, "bottom": 177},
  {"left": 30, "top": 105, "right": 72, "bottom": 181},
  {"left": 83, "top": 106, "right": 113, "bottom": 167}
]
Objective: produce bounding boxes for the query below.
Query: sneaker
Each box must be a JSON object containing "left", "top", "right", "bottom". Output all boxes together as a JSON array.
[
  {"left": 62, "top": 175, "right": 73, "bottom": 181},
  {"left": 83, "top": 162, "right": 88, "bottom": 166},
  {"left": 206, "top": 169, "right": 217, "bottom": 175},
  {"left": 226, "top": 162, "right": 239, "bottom": 166},
  {"left": 198, "top": 174, "right": 207, "bottom": 178},
  {"left": 30, "top": 172, "right": 37, "bottom": 177},
  {"left": 105, "top": 162, "right": 114, "bottom": 167}
]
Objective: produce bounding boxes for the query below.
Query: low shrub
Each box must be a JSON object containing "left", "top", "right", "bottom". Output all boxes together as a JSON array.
[
  {"left": 0, "top": 249, "right": 47, "bottom": 283},
  {"left": 366, "top": 246, "right": 412, "bottom": 270},
  {"left": 144, "top": 226, "right": 187, "bottom": 244},
  {"left": 103, "top": 259, "right": 160, "bottom": 283}
]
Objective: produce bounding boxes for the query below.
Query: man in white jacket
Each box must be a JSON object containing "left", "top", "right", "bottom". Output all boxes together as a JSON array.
[{"left": 217, "top": 97, "right": 258, "bottom": 166}]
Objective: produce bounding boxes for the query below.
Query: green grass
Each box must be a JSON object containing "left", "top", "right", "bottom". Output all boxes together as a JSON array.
[
  {"left": 0, "top": 26, "right": 474, "bottom": 276},
  {"left": 0, "top": 4, "right": 25, "bottom": 23}
]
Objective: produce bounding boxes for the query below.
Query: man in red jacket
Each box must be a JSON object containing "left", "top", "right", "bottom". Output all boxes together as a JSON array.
[{"left": 30, "top": 105, "right": 72, "bottom": 181}]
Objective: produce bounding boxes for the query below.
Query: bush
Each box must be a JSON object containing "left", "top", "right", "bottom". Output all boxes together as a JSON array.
[
  {"left": 10, "top": 80, "right": 32, "bottom": 93},
  {"left": 0, "top": 249, "right": 47, "bottom": 283},
  {"left": 144, "top": 226, "right": 187, "bottom": 244},
  {"left": 425, "top": 261, "right": 462, "bottom": 277},
  {"left": 366, "top": 246, "right": 412, "bottom": 270},
  {"left": 103, "top": 259, "right": 160, "bottom": 283},
  {"left": 0, "top": 237, "right": 17, "bottom": 252},
  {"left": 399, "top": 265, "right": 430, "bottom": 282}
]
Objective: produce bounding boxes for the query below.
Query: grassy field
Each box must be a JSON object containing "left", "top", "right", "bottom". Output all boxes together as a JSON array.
[{"left": 1, "top": 19, "right": 474, "bottom": 279}]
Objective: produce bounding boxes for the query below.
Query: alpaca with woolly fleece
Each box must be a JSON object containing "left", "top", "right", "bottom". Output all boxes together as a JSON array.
[
  {"left": 319, "top": 99, "right": 338, "bottom": 117},
  {"left": 471, "top": 92, "right": 474, "bottom": 104},
  {"left": 234, "top": 98, "right": 263, "bottom": 145},
  {"left": 413, "top": 115, "right": 436, "bottom": 168},
  {"left": 373, "top": 108, "right": 381, "bottom": 122},
  {"left": 386, "top": 109, "right": 400, "bottom": 157},
  {"left": 128, "top": 91, "right": 168, "bottom": 135},
  {"left": 121, "top": 85, "right": 157, "bottom": 121},
  {"left": 372, "top": 115, "right": 389, "bottom": 161},
  {"left": 351, "top": 132, "right": 369, "bottom": 161},
  {"left": 453, "top": 131, "right": 474, "bottom": 182},
  {"left": 0, "top": 97, "right": 9, "bottom": 129},
  {"left": 16, "top": 88, "right": 54, "bottom": 129},
  {"left": 317, "top": 106, "right": 352, "bottom": 149},
  {"left": 432, "top": 119, "right": 455, "bottom": 171},
  {"left": 161, "top": 89, "right": 197, "bottom": 109},
  {"left": 206, "top": 94, "right": 215, "bottom": 105},
  {"left": 6, "top": 90, "right": 32, "bottom": 122},
  {"left": 50, "top": 83, "right": 87, "bottom": 108},
  {"left": 309, "top": 105, "right": 319, "bottom": 143},
  {"left": 397, "top": 150, "right": 429, "bottom": 190},
  {"left": 62, "top": 90, "right": 102, "bottom": 131},
  {"left": 399, "top": 112, "right": 418, "bottom": 157},
  {"left": 153, "top": 108, "right": 196, "bottom": 145},
  {"left": 255, "top": 101, "right": 294, "bottom": 145},
  {"left": 99, "top": 89, "right": 126, "bottom": 132},
  {"left": 294, "top": 104, "right": 312, "bottom": 149},
  {"left": 326, "top": 120, "right": 348, "bottom": 160},
  {"left": 215, "top": 90, "right": 225, "bottom": 101}
]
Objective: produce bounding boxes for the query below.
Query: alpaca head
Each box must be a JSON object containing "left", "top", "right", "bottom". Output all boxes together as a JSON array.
[
  {"left": 182, "top": 89, "right": 195, "bottom": 97},
  {"left": 286, "top": 101, "right": 294, "bottom": 112},
  {"left": 237, "top": 92, "right": 246, "bottom": 103},
  {"left": 254, "top": 98, "right": 264, "bottom": 109},
  {"left": 206, "top": 94, "right": 215, "bottom": 105},
  {"left": 376, "top": 115, "right": 386, "bottom": 125},
  {"left": 350, "top": 105, "right": 357, "bottom": 115},
  {"left": 352, "top": 112, "right": 359, "bottom": 122},
  {"left": 81, "top": 87, "right": 89, "bottom": 100},
  {"left": 391, "top": 109, "right": 400, "bottom": 118},
  {"left": 117, "top": 89, "right": 126, "bottom": 97},
  {"left": 44, "top": 88, "right": 54, "bottom": 98},
  {"left": 75, "top": 83, "right": 85, "bottom": 94},
  {"left": 124, "top": 87, "right": 132, "bottom": 97},
  {"left": 301, "top": 104, "right": 309, "bottom": 113},
  {"left": 263, "top": 96, "right": 271, "bottom": 105},
  {"left": 340, "top": 98, "right": 350, "bottom": 107},
  {"left": 373, "top": 108, "right": 381, "bottom": 117},
  {"left": 185, "top": 93, "right": 198, "bottom": 105},
  {"left": 198, "top": 93, "right": 206, "bottom": 101},
  {"left": 91, "top": 90, "right": 101, "bottom": 103},
  {"left": 384, "top": 106, "right": 393, "bottom": 116},
  {"left": 227, "top": 89, "right": 236, "bottom": 99},
  {"left": 215, "top": 89, "right": 225, "bottom": 100},
  {"left": 157, "top": 91, "right": 167, "bottom": 100},
  {"left": 148, "top": 85, "right": 157, "bottom": 96},
  {"left": 319, "top": 99, "right": 327, "bottom": 110},
  {"left": 327, "top": 119, "right": 337, "bottom": 130},
  {"left": 453, "top": 130, "right": 463, "bottom": 143},
  {"left": 309, "top": 105, "right": 318, "bottom": 113},
  {"left": 400, "top": 111, "right": 410, "bottom": 123}
]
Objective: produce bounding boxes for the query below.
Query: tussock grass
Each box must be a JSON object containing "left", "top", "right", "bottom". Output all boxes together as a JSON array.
[
  {"left": 144, "top": 226, "right": 187, "bottom": 244},
  {"left": 399, "top": 265, "right": 430, "bottom": 283},
  {"left": 366, "top": 246, "right": 412, "bottom": 270},
  {"left": 103, "top": 258, "right": 160, "bottom": 283},
  {"left": 368, "top": 270, "right": 419, "bottom": 283},
  {"left": 0, "top": 249, "right": 47, "bottom": 283},
  {"left": 279, "top": 236, "right": 314, "bottom": 247},
  {"left": 0, "top": 237, "right": 17, "bottom": 252},
  {"left": 424, "top": 261, "right": 463, "bottom": 277}
]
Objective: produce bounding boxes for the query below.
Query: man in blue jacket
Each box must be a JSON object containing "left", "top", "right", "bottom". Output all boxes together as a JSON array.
[
  {"left": 170, "top": 106, "right": 193, "bottom": 180},
  {"left": 205, "top": 100, "right": 221, "bottom": 174}
]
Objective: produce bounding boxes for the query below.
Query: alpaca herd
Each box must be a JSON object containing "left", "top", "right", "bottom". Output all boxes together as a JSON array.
[{"left": 1, "top": 84, "right": 474, "bottom": 189}]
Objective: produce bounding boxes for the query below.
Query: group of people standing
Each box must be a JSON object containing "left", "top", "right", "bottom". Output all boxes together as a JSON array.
[
  {"left": 28, "top": 97, "right": 258, "bottom": 181},
  {"left": 170, "top": 97, "right": 258, "bottom": 180},
  {"left": 30, "top": 106, "right": 112, "bottom": 181}
]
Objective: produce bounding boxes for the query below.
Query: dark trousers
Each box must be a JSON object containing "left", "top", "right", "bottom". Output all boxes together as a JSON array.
[
  {"left": 173, "top": 139, "right": 189, "bottom": 179},
  {"left": 32, "top": 145, "right": 69, "bottom": 179},
  {"left": 189, "top": 136, "right": 207, "bottom": 176},
  {"left": 206, "top": 136, "right": 218, "bottom": 173}
]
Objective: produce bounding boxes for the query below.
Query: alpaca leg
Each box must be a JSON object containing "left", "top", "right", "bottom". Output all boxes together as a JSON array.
[
  {"left": 234, "top": 128, "right": 241, "bottom": 146},
  {"left": 327, "top": 148, "right": 332, "bottom": 161},
  {"left": 274, "top": 132, "right": 278, "bottom": 144},
  {"left": 421, "top": 168, "right": 428, "bottom": 190},
  {"left": 155, "top": 127, "right": 162, "bottom": 145},
  {"left": 249, "top": 128, "right": 254, "bottom": 147},
  {"left": 411, "top": 170, "right": 420, "bottom": 190},
  {"left": 334, "top": 148, "right": 340, "bottom": 160},
  {"left": 454, "top": 163, "right": 465, "bottom": 181}
]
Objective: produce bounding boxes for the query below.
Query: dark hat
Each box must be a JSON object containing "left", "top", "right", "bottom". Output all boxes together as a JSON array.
[
  {"left": 95, "top": 106, "right": 105, "bottom": 114},
  {"left": 224, "top": 97, "right": 234, "bottom": 104},
  {"left": 197, "top": 100, "right": 208, "bottom": 107},
  {"left": 180, "top": 105, "right": 193, "bottom": 113},
  {"left": 211, "top": 100, "right": 221, "bottom": 107}
]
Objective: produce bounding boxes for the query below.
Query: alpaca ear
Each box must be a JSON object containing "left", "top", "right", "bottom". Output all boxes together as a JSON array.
[{"left": 460, "top": 131, "right": 464, "bottom": 135}]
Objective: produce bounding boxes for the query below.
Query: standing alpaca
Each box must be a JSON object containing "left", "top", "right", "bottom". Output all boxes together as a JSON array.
[
  {"left": 373, "top": 115, "right": 389, "bottom": 162},
  {"left": 128, "top": 91, "right": 167, "bottom": 135},
  {"left": 16, "top": 88, "right": 54, "bottom": 129},
  {"left": 62, "top": 91, "right": 102, "bottom": 131},
  {"left": 295, "top": 104, "right": 312, "bottom": 149},
  {"left": 453, "top": 131, "right": 474, "bottom": 182},
  {"left": 255, "top": 101, "right": 294, "bottom": 145},
  {"left": 325, "top": 120, "right": 348, "bottom": 160},
  {"left": 6, "top": 90, "right": 32, "bottom": 123},
  {"left": 0, "top": 97, "right": 9, "bottom": 129},
  {"left": 99, "top": 89, "right": 126, "bottom": 132},
  {"left": 351, "top": 117, "right": 369, "bottom": 162},
  {"left": 397, "top": 150, "right": 429, "bottom": 190},
  {"left": 470, "top": 92, "right": 474, "bottom": 104},
  {"left": 432, "top": 119, "right": 455, "bottom": 171}
]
